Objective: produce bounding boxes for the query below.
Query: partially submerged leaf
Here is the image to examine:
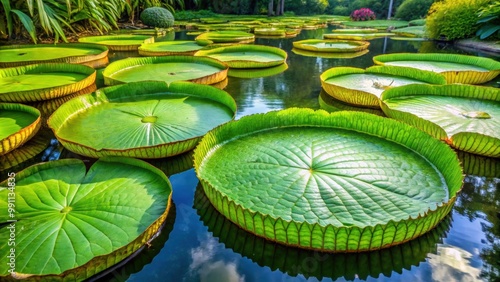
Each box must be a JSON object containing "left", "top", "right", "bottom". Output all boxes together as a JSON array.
[{"left": 0, "top": 103, "right": 41, "bottom": 156}]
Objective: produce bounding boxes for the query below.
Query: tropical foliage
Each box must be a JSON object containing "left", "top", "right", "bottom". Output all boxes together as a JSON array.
[
  {"left": 426, "top": 0, "right": 491, "bottom": 40},
  {"left": 476, "top": 1, "right": 500, "bottom": 40},
  {"left": 0, "top": 0, "right": 183, "bottom": 43},
  {"left": 395, "top": 0, "right": 433, "bottom": 21}
]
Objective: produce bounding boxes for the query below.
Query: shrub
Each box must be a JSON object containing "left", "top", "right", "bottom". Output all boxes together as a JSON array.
[
  {"left": 174, "top": 10, "right": 218, "bottom": 20},
  {"left": 426, "top": 0, "right": 490, "bottom": 41},
  {"left": 140, "top": 7, "right": 175, "bottom": 28},
  {"left": 350, "top": 8, "right": 376, "bottom": 21},
  {"left": 395, "top": 0, "right": 433, "bottom": 21},
  {"left": 333, "top": 6, "right": 350, "bottom": 16},
  {"left": 409, "top": 19, "right": 426, "bottom": 26}
]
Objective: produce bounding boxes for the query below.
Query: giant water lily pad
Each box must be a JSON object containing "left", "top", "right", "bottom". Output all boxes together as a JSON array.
[
  {"left": 342, "top": 20, "right": 409, "bottom": 29},
  {"left": 227, "top": 63, "right": 288, "bottom": 78},
  {"left": 194, "top": 44, "right": 287, "bottom": 68},
  {"left": 195, "top": 31, "right": 255, "bottom": 44},
  {"left": 332, "top": 28, "right": 379, "bottom": 33},
  {"left": 103, "top": 56, "right": 228, "bottom": 86},
  {"left": 0, "top": 157, "right": 172, "bottom": 280},
  {"left": 381, "top": 84, "right": 500, "bottom": 158},
  {"left": 194, "top": 108, "right": 463, "bottom": 252},
  {"left": 0, "top": 43, "right": 109, "bottom": 68},
  {"left": 78, "top": 35, "right": 154, "bottom": 51},
  {"left": 194, "top": 185, "right": 452, "bottom": 280},
  {"left": 373, "top": 53, "right": 500, "bottom": 84},
  {"left": 48, "top": 81, "right": 236, "bottom": 158},
  {"left": 0, "top": 103, "right": 41, "bottom": 156},
  {"left": 292, "top": 48, "right": 369, "bottom": 59},
  {"left": 138, "top": 41, "right": 204, "bottom": 56},
  {"left": 323, "top": 33, "right": 395, "bottom": 40},
  {"left": 320, "top": 65, "right": 447, "bottom": 108},
  {"left": 293, "top": 39, "right": 369, "bottom": 53},
  {"left": 0, "top": 63, "right": 96, "bottom": 102},
  {"left": 318, "top": 90, "right": 385, "bottom": 116},
  {"left": 254, "top": 27, "right": 286, "bottom": 37}
]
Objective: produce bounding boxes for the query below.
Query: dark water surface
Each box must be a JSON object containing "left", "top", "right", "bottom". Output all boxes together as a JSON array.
[{"left": 12, "top": 27, "right": 500, "bottom": 281}]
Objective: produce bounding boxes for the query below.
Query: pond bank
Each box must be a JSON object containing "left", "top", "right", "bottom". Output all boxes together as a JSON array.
[{"left": 455, "top": 38, "right": 500, "bottom": 55}]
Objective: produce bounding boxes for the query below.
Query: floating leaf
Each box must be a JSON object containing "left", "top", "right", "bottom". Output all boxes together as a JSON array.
[
  {"left": 194, "top": 108, "right": 463, "bottom": 252},
  {"left": 48, "top": 81, "right": 236, "bottom": 159},
  {"left": 0, "top": 157, "right": 172, "bottom": 280}
]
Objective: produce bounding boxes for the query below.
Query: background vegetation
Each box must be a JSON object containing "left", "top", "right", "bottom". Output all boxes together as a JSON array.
[{"left": 1, "top": 0, "right": 497, "bottom": 43}]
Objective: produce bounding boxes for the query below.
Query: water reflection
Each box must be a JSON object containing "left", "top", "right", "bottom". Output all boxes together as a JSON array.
[
  {"left": 454, "top": 176, "right": 500, "bottom": 281},
  {"left": 194, "top": 185, "right": 452, "bottom": 281}
]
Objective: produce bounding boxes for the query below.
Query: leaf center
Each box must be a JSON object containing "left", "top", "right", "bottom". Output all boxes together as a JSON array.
[
  {"left": 459, "top": 111, "right": 491, "bottom": 119},
  {"left": 60, "top": 206, "right": 72, "bottom": 214},
  {"left": 141, "top": 116, "right": 158, "bottom": 123}
]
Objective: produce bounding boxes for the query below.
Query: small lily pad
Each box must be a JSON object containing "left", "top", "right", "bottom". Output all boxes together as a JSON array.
[
  {"left": 194, "top": 44, "right": 287, "bottom": 68},
  {"left": 293, "top": 39, "right": 369, "bottom": 53},
  {"left": 0, "top": 103, "right": 41, "bottom": 156},
  {"left": 138, "top": 41, "right": 204, "bottom": 56},
  {"left": 195, "top": 31, "right": 255, "bottom": 44}
]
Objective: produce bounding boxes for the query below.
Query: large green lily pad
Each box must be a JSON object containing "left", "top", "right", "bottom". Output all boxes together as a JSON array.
[
  {"left": 293, "top": 39, "right": 369, "bottom": 53},
  {"left": 320, "top": 65, "right": 447, "bottom": 108},
  {"left": 332, "top": 28, "right": 379, "bottom": 33},
  {"left": 227, "top": 63, "right": 288, "bottom": 78},
  {"left": 194, "top": 44, "right": 287, "bottom": 68},
  {"left": 194, "top": 184, "right": 452, "bottom": 280},
  {"left": 103, "top": 56, "right": 228, "bottom": 86},
  {"left": 373, "top": 53, "right": 500, "bottom": 84},
  {"left": 48, "top": 81, "right": 236, "bottom": 159},
  {"left": 381, "top": 84, "right": 500, "bottom": 158},
  {"left": 318, "top": 90, "right": 385, "bottom": 116},
  {"left": 0, "top": 44, "right": 109, "bottom": 68},
  {"left": 342, "top": 20, "right": 409, "bottom": 29},
  {"left": 323, "top": 33, "right": 395, "bottom": 40},
  {"left": 0, "top": 157, "right": 172, "bottom": 280},
  {"left": 0, "top": 63, "right": 96, "bottom": 102},
  {"left": 195, "top": 31, "right": 255, "bottom": 44},
  {"left": 292, "top": 48, "right": 369, "bottom": 59},
  {"left": 254, "top": 27, "right": 286, "bottom": 37},
  {"left": 138, "top": 41, "right": 204, "bottom": 56},
  {"left": 78, "top": 35, "right": 154, "bottom": 51},
  {"left": 0, "top": 103, "right": 41, "bottom": 156},
  {"left": 194, "top": 108, "right": 463, "bottom": 252}
]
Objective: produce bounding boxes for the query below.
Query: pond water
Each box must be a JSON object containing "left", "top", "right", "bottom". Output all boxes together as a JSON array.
[{"left": 6, "top": 26, "right": 500, "bottom": 282}]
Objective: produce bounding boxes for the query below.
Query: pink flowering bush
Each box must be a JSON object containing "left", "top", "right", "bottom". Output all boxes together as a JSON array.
[{"left": 350, "top": 8, "right": 376, "bottom": 21}]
